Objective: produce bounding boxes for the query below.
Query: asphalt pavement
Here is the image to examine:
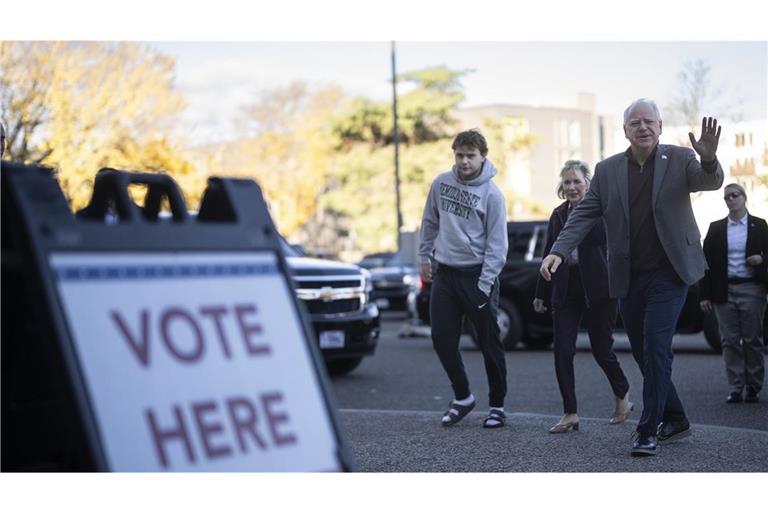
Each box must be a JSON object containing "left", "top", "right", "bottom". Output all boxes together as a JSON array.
[{"left": 330, "top": 312, "right": 768, "bottom": 472}]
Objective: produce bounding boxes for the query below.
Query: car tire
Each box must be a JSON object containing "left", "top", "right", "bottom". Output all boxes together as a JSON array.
[
  {"left": 702, "top": 311, "right": 722, "bottom": 354},
  {"left": 325, "top": 357, "right": 364, "bottom": 376},
  {"left": 466, "top": 298, "right": 523, "bottom": 351},
  {"left": 523, "top": 331, "right": 554, "bottom": 350}
]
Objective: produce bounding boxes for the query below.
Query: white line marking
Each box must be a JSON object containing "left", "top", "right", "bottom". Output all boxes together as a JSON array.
[{"left": 337, "top": 408, "right": 768, "bottom": 436}]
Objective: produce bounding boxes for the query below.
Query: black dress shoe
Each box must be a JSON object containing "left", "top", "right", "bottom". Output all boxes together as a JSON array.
[
  {"left": 657, "top": 419, "right": 691, "bottom": 444},
  {"left": 745, "top": 388, "right": 760, "bottom": 403},
  {"left": 726, "top": 391, "right": 743, "bottom": 403},
  {"left": 631, "top": 434, "right": 658, "bottom": 456}
]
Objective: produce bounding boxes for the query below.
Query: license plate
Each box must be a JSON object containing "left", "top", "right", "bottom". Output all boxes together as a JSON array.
[
  {"left": 375, "top": 298, "right": 390, "bottom": 309},
  {"left": 319, "top": 330, "right": 345, "bottom": 349}
]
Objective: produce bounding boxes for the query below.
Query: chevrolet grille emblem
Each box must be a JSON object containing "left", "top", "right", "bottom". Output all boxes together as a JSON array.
[{"left": 319, "top": 287, "right": 335, "bottom": 302}]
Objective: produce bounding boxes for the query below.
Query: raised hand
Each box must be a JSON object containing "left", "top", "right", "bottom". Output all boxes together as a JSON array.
[{"left": 688, "top": 117, "right": 721, "bottom": 162}]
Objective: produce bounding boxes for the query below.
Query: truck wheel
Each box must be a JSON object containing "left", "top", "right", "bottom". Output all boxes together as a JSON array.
[
  {"left": 325, "top": 357, "right": 364, "bottom": 376},
  {"left": 702, "top": 312, "right": 722, "bottom": 354},
  {"left": 522, "top": 330, "right": 554, "bottom": 349},
  {"left": 521, "top": 306, "right": 553, "bottom": 349},
  {"left": 524, "top": 331, "right": 554, "bottom": 350},
  {"left": 497, "top": 299, "right": 523, "bottom": 350},
  {"left": 466, "top": 299, "right": 522, "bottom": 351}
]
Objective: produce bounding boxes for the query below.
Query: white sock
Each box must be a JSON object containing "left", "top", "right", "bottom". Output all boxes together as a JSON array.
[
  {"left": 442, "top": 394, "right": 475, "bottom": 423},
  {"left": 454, "top": 394, "right": 475, "bottom": 406},
  {"left": 485, "top": 407, "right": 504, "bottom": 426}
]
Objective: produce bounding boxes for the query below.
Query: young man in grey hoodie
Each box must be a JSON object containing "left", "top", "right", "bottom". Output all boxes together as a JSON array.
[{"left": 419, "top": 129, "right": 509, "bottom": 428}]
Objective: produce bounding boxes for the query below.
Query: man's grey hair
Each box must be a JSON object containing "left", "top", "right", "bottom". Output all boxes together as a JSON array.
[{"left": 623, "top": 98, "right": 662, "bottom": 124}]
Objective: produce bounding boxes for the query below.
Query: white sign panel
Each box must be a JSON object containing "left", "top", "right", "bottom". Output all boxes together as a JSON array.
[{"left": 50, "top": 252, "right": 341, "bottom": 472}]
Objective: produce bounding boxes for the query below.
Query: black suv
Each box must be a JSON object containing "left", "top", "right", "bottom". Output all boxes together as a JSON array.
[
  {"left": 150, "top": 218, "right": 381, "bottom": 376},
  {"left": 357, "top": 252, "right": 418, "bottom": 312},
  {"left": 415, "top": 221, "right": 551, "bottom": 350},
  {"left": 415, "top": 220, "right": 755, "bottom": 353},
  {"left": 281, "top": 241, "right": 380, "bottom": 375}
]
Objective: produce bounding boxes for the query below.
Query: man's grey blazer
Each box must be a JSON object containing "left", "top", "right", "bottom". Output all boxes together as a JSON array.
[{"left": 550, "top": 144, "right": 724, "bottom": 298}]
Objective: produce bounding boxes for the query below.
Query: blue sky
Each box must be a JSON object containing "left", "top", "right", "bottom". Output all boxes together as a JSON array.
[{"left": 151, "top": 40, "right": 767, "bottom": 144}]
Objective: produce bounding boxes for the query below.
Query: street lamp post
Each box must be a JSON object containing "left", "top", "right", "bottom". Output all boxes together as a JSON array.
[{"left": 391, "top": 41, "right": 403, "bottom": 253}]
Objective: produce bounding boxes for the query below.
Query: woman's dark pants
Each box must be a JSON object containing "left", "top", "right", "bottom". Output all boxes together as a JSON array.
[{"left": 552, "top": 268, "right": 629, "bottom": 414}]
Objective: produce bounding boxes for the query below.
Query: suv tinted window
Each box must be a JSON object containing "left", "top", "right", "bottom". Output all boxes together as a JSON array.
[
  {"left": 530, "top": 225, "right": 548, "bottom": 260},
  {"left": 507, "top": 231, "right": 532, "bottom": 261},
  {"left": 505, "top": 222, "right": 548, "bottom": 262},
  {"left": 359, "top": 252, "right": 400, "bottom": 269}
]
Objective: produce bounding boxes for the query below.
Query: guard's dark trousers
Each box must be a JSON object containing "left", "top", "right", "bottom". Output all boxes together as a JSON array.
[{"left": 430, "top": 264, "right": 507, "bottom": 408}]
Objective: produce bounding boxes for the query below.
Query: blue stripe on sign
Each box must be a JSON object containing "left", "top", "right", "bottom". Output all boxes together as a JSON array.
[{"left": 53, "top": 262, "right": 278, "bottom": 281}]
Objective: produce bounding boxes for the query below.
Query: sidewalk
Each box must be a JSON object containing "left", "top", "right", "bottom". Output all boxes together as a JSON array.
[{"left": 339, "top": 409, "right": 768, "bottom": 472}]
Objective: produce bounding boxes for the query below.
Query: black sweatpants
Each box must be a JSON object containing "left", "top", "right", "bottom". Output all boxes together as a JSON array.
[{"left": 430, "top": 264, "right": 507, "bottom": 408}]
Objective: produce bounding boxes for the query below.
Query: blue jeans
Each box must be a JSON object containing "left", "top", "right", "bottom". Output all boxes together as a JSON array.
[{"left": 618, "top": 268, "right": 688, "bottom": 436}]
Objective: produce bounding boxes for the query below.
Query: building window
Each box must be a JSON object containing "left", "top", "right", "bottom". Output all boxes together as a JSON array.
[
  {"left": 730, "top": 158, "right": 756, "bottom": 176},
  {"left": 558, "top": 120, "right": 581, "bottom": 147},
  {"left": 570, "top": 122, "right": 581, "bottom": 147}
]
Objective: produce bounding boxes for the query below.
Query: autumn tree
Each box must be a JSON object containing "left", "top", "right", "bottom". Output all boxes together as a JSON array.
[
  {"left": 323, "top": 65, "right": 535, "bottom": 255},
  {"left": 481, "top": 115, "right": 546, "bottom": 218},
  {"left": 667, "top": 58, "right": 745, "bottom": 133},
  {"left": 311, "top": 67, "right": 466, "bottom": 254},
  {"left": 319, "top": 138, "right": 458, "bottom": 255},
  {"left": 0, "top": 41, "right": 199, "bottom": 209},
  {"left": 203, "top": 81, "right": 346, "bottom": 237},
  {"left": 332, "top": 65, "right": 470, "bottom": 148}
]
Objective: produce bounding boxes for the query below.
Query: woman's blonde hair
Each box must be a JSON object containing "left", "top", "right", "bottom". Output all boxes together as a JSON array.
[{"left": 556, "top": 160, "right": 591, "bottom": 199}]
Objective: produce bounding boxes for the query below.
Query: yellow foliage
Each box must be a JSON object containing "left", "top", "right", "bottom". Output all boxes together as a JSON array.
[
  {"left": 1, "top": 41, "right": 199, "bottom": 211},
  {"left": 202, "top": 83, "right": 345, "bottom": 236}
]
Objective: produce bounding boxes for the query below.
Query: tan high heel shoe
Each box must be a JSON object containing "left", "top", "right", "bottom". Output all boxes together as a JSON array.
[
  {"left": 610, "top": 395, "right": 634, "bottom": 425},
  {"left": 549, "top": 414, "right": 580, "bottom": 434},
  {"left": 549, "top": 420, "right": 579, "bottom": 433}
]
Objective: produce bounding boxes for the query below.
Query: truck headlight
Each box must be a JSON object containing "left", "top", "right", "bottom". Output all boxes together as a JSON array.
[{"left": 361, "top": 269, "right": 372, "bottom": 305}]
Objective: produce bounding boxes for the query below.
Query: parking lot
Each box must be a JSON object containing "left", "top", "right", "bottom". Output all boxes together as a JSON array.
[{"left": 330, "top": 312, "right": 768, "bottom": 472}]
